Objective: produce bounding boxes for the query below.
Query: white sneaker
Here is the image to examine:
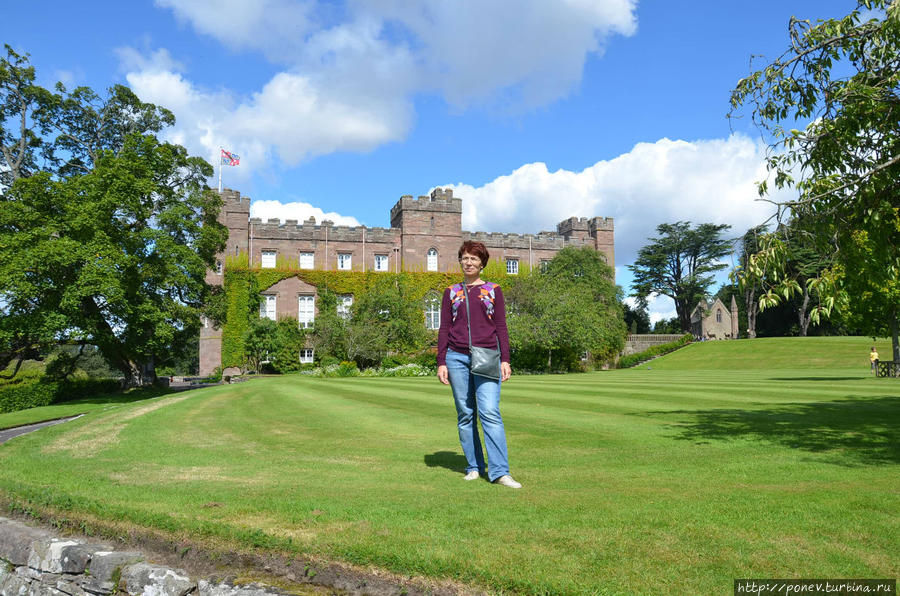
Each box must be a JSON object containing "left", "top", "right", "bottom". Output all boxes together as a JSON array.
[
  {"left": 463, "top": 470, "right": 481, "bottom": 481},
  {"left": 493, "top": 475, "right": 522, "bottom": 489}
]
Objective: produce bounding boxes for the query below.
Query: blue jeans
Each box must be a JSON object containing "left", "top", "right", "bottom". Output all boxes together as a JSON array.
[{"left": 446, "top": 348, "right": 510, "bottom": 481}]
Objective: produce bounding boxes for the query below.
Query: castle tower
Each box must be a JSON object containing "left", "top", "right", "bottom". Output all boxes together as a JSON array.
[
  {"left": 199, "top": 188, "right": 251, "bottom": 377},
  {"left": 219, "top": 188, "right": 251, "bottom": 258},
  {"left": 556, "top": 216, "right": 615, "bottom": 270},
  {"left": 389, "top": 188, "right": 463, "bottom": 271}
]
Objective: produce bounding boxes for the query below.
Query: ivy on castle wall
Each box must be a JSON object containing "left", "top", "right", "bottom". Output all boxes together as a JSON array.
[{"left": 219, "top": 252, "right": 526, "bottom": 368}]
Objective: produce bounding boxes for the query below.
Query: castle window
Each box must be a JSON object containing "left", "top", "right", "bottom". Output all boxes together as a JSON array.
[
  {"left": 427, "top": 248, "right": 438, "bottom": 271},
  {"left": 261, "top": 250, "right": 276, "bottom": 268},
  {"left": 424, "top": 293, "right": 440, "bottom": 330},
  {"left": 298, "top": 295, "right": 315, "bottom": 328},
  {"left": 215, "top": 260, "right": 223, "bottom": 275},
  {"left": 299, "top": 349, "right": 314, "bottom": 364},
  {"left": 260, "top": 295, "right": 276, "bottom": 321},
  {"left": 375, "top": 254, "right": 389, "bottom": 272},
  {"left": 338, "top": 294, "right": 353, "bottom": 319},
  {"left": 540, "top": 260, "right": 550, "bottom": 273},
  {"left": 716, "top": 309, "right": 722, "bottom": 323},
  {"left": 506, "top": 259, "right": 519, "bottom": 275},
  {"left": 338, "top": 253, "right": 352, "bottom": 271},
  {"left": 299, "top": 252, "right": 314, "bottom": 269}
]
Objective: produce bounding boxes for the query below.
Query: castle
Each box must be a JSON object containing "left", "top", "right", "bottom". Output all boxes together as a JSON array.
[{"left": 200, "top": 187, "right": 614, "bottom": 375}]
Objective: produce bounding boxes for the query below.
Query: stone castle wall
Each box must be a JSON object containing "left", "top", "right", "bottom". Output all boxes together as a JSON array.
[
  {"left": 216, "top": 187, "right": 614, "bottom": 273},
  {"left": 199, "top": 186, "right": 615, "bottom": 375}
]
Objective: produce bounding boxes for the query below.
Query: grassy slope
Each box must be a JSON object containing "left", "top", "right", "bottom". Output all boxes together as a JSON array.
[
  {"left": 0, "top": 387, "right": 175, "bottom": 430},
  {"left": 0, "top": 338, "right": 896, "bottom": 595},
  {"left": 641, "top": 336, "right": 887, "bottom": 371}
]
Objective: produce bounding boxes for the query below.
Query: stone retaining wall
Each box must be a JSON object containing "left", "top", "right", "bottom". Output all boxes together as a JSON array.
[{"left": 0, "top": 517, "right": 281, "bottom": 596}]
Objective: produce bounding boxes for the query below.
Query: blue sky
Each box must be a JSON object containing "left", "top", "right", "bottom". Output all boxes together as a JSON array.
[{"left": 2, "top": 0, "right": 856, "bottom": 322}]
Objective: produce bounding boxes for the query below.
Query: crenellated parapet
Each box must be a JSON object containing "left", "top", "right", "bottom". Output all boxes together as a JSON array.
[
  {"left": 556, "top": 216, "right": 591, "bottom": 236},
  {"left": 589, "top": 216, "right": 614, "bottom": 232},
  {"left": 248, "top": 217, "right": 398, "bottom": 243},
  {"left": 390, "top": 188, "right": 462, "bottom": 228},
  {"left": 462, "top": 231, "right": 593, "bottom": 250},
  {"left": 220, "top": 188, "right": 250, "bottom": 209}
]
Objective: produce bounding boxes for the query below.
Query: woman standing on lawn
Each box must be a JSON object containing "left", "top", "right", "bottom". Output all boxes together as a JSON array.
[{"left": 436, "top": 240, "right": 521, "bottom": 489}]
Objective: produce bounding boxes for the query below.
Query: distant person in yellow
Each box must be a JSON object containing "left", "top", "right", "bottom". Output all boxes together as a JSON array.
[{"left": 869, "top": 347, "right": 879, "bottom": 374}]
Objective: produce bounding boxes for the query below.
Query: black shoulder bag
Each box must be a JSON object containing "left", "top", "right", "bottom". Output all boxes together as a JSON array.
[{"left": 463, "top": 283, "right": 502, "bottom": 380}]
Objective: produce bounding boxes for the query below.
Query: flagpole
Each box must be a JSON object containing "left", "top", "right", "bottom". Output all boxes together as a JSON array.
[{"left": 218, "top": 148, "right": 223, "bottom": 193}]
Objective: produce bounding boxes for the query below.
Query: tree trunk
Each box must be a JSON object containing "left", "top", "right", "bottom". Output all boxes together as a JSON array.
[
  {"left": 745, "top": 287, "right": 758, "bottom": 339},
  {"left": 797, "top": 288, "right": 811, "bottom": 337},
  {"left": 79, "top": 297, "right": 143, "bottom": 386},
  {"left": 891, "top": 304, "right": 899, "bottom": 364},
  {"left": 676, "top": 300, "right": 691, "bottom": 333},
  {"left": 547, "top": 348, "right": 552, "bottom": 372}
]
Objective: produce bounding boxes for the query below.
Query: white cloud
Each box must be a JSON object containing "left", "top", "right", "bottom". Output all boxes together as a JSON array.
[
  {"left": 443, "top": 134, "right": 786, "bottom": 274},
  {"left": 118, "top": 1, "right": 638, "bottom": 187},
  {"left": 250, "top": 200, "right": 360, "bottom": 226},
  {"left": 124, "top": 63, "right": 413, "bottom": 173},
  {"left": 155, "top": 0, "right": 319, "bottom": 61},
  {"left": 152, "top": 0, "right": 638, "bottom": 112},
  {"left": 362, "top": 0, "right": 638, "bottom": 109},
  {"left": 114, "top": 46, "right": 184, "bottom": 73},
  {"left": 646, "top": 294, "right": 678, "bottom": 325}
]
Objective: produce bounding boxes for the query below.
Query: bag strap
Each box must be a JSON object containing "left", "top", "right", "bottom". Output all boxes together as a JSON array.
[
  {"left": 462, "top": 280, "right": 500, "bottom": 354},
  {"left": 462, "top": 280, "right": 473, "bottom": 351}
]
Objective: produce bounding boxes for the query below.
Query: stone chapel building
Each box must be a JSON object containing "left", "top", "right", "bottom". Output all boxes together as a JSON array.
[
  {"left": 200, "top": 187, "right": 615, "bottom": 375},
  {"left": 690, "top": 296, "right": 739, "bottom": 340}
]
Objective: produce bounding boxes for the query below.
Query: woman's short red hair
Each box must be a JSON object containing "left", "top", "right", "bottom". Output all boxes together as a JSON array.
[{"left": 458, "top": 241, "right": 489, "bottom": 267}]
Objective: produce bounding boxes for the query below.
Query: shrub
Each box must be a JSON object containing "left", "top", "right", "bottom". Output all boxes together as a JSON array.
[
  {"left": 381, "top": 354, "right": 407, "bottom": 369},
  {"left": 336, "top": 361, "right": 359, "bottom": 377},
  {"left": 318, "top": 355, "right": 340, "bottom": 369},
  {"left": 0, "top": 377, "right": 120, "bottom": 414},
  {"left": 377, "top": 363, "right": 432, "bottom": 377},
  {"left": 0, "top": 380, "right": 59, "bottom": 413},
  {"left": 617, "top": 334, "right": 692, "bottom": 369}
]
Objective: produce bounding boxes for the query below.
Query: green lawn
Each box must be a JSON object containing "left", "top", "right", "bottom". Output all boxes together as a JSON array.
[
  {"left": 0, "top": 386, "right": 174, "bottom": 429},
  {"left": 0, "top": 337, "right": 896, "bottom": 595}
]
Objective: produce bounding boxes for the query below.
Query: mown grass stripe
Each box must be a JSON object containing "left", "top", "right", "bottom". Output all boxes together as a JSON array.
[{"left": 0, "top": 336, "right": 896, "bottom": 595}]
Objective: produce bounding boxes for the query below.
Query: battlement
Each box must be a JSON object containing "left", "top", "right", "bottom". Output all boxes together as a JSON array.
[
  {"left": 556, "top": 216, "right": 591, "bottom": 236},
  {"left": 389, "top": 187, "right": 462, "bottom": 219},
  {"left": 590, "top": 216, "right": 614, "bottom": 232},
  {"left": 462, "top": 230, "right": 593, "bottom": 250},
  {"left": 247, "top": 217, "right": 397, "bottom": 243},
  {"left": 220, "top": 188, "right": 251, "bottom": 210},
  {"left": 556, "top": 215, "right": 614, "bottom": 237}
]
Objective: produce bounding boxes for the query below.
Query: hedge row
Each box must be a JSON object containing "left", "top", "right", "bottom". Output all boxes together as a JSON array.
[
  {"left": 0, "top": 378, "right": 121, "bottom": 414},
  {"left": 616, "top": 333, "right": 693, "bottom": 369}
]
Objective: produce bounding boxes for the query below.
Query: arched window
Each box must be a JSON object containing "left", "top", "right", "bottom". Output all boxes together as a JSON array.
[
  {"left": 716, "top": 309, "right": 722, "bottom": 323},
  {"left": 424, "top": 293, "right": 441, "bottom": 329},
  {"left": 427, "top": 248, "right": 438, "bottom": 271}
]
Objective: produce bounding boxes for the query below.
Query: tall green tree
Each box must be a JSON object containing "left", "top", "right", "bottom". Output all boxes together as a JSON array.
[
  {"left": 623, "top": 300, "right": 651, "bottom": 335},
  {"left": 733, "top": 225, "right": 768, "bottom": 338},
  {"left": 350, "top": 275, "right": 428, "bottom": 355},
  {"left": 0, "top": 47, "right": 227, "bottom": 385},
  {"left": 628, "top": 222, "right": 732, "bottom": 333},
  {"left": 730, "top": 0, "right": 900, "bottom": 361},
  {"left": 0, "top": 45, "right": 53, "bottom": 187},
  {"left": 507, "top": 247, "right": 624, "bottom": 371},
  {"left": 733, "top": 220, "right": 833, "bottom": 337}
]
